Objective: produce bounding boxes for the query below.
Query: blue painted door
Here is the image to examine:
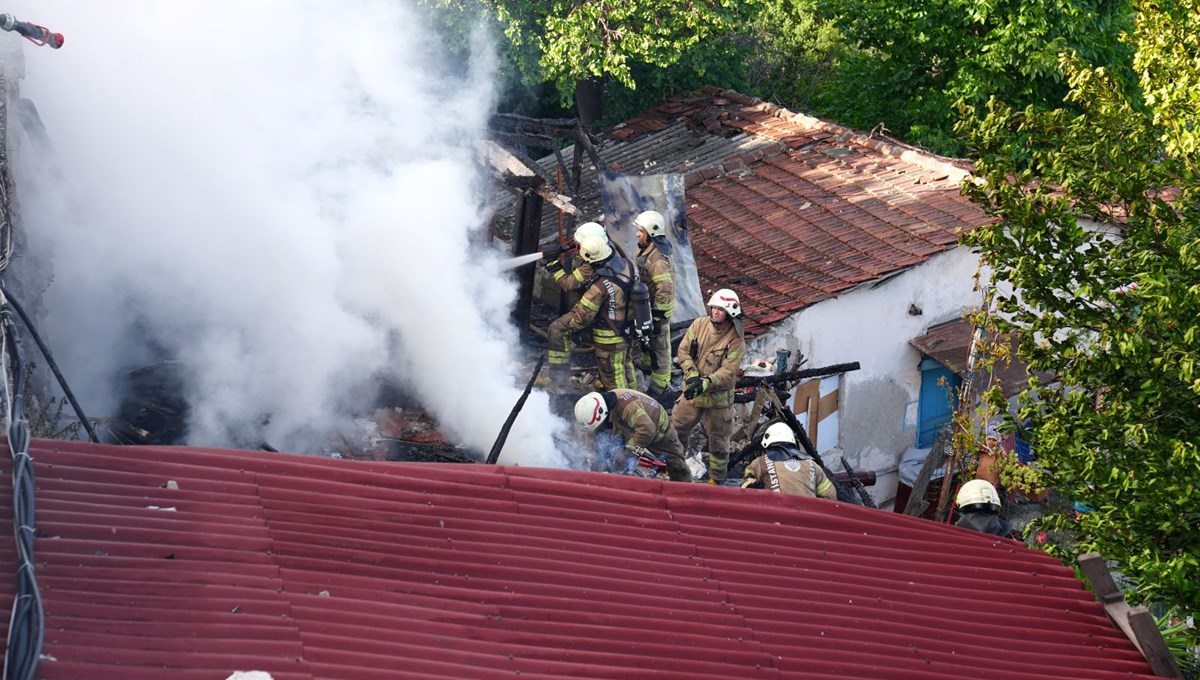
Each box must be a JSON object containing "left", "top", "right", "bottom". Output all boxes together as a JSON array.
[{"left": 916, "top": 357, "right": 961, "bottom": 447}]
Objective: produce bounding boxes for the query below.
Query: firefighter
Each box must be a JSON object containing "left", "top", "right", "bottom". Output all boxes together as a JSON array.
[
  {"left": 574, "top": 389, "right": 693, "bottom": 482},
  {"left": 673, "top": 288, "right": 747, "bottom": 484},
  {"left": 954, "top": 479, "right": 1013, "bottom": 537},
  {"left": 741, "top": 423, "right": 837, "bottom": 499},
  {"left": 633, "top": 210, "right": 674, "bottom": 398},
  {"left": 544, "top": 234, "right": 637, "bottom": 391},
  {"left": 544, "top": 221, "right": 607, "bottom": 293}
]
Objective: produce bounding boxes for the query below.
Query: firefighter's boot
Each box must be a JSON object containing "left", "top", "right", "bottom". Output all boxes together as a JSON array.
[
  {"left": 535, "top": 363, "right": 571, "bottom": 393},
  {"left": 705, "top": 451, "right": 729, "bottom": 485}
]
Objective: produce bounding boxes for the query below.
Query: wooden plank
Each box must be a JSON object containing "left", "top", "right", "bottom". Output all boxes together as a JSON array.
[
  {"left": 1077, "top": 552, "right": 1124, "bottom": 604},
  {"left": 1127, "top": 607, "right": 1184, "bottom": 678},
  {"left": 478, "top": 140, "right": 541, "bottom": 181},
  {"left": 477, "top": 141, "right": 578, "bottom": 216},
  {"left": 1076, "top": 553, "right": 1183, "bottom": 678}
]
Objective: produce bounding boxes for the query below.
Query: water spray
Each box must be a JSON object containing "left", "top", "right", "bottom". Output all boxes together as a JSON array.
[{"left": 0, "top": 13, "right": 64, "bottom": 49}]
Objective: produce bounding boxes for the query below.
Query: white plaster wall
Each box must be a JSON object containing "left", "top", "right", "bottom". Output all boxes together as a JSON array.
[{"left": 748, "top": 247, "right": 983, "bottom": 507}]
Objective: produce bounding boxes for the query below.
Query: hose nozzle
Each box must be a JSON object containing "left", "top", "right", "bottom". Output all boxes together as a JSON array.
[{"left": 1, "top": 13, "right": 64, "bottom": 49}]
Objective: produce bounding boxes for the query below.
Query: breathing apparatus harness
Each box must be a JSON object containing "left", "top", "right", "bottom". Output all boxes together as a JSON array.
[{"left": 592, "top": 253, "right": 653, "bottom": 350}]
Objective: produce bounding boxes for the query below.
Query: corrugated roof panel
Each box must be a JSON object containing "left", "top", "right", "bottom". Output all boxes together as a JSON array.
[{"left": 1, "top": 440, "right": 1156, "bottom": 679}]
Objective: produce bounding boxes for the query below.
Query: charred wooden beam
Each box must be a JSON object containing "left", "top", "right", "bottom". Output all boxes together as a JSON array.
[
  {"left": 511, "top": 190, "right": 544, "bottom": 333},
  {"left": 735, "top": 361, "right": 861, "bottom": 389},
  {"left": 491, "top": 112, "right": 580, "bottom": 131},
  {"left": 831, "top": 470, "right": 876, "bottom": 487},
  {"left": 478, "top": 141, "right": 577, "bottom": 216},
  {"left": 574, "top": 122, "right": 607, "bottom": 173},
  {"left": 488, "top": 129, "right": 558, "bottom": 150},
  {"left": 487, "top": 357, "right": 545, "bottom": 465}
]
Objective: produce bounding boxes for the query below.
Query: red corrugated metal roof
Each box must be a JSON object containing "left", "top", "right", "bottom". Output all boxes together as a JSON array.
[
  {"left": 2, "top": 438, "right": 1153, "bottom": 679},
  {"left": 597, "top": 88, "right": 995, "bottom": 336}
]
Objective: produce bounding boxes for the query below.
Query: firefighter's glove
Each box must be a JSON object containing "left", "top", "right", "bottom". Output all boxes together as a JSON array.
[
  {"left": 544, "top": 258, "right": 563, "bottom": 274},
  {"left": 543, "top": 242, "right": 567, "bottom": 260},
  {"left": 652, "top": 310, "right": 668, "bottom": 324},
  {"left": 684, "top": 376, "right": 709, "bottom": 400}
]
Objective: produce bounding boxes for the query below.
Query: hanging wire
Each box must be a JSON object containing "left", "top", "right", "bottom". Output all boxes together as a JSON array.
[
  {"left": 0, "top": 285, "right": 99, "bottom": 443},
  {"left": 1, "top": 301, "right": 45, "bottom": 680}
]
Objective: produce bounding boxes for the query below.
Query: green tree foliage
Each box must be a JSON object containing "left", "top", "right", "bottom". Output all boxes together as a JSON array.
[
  {"left": 489, "top": 0, "right": 763, "bottom": 108},
  {"left": 960, "top": 0, "right": 1200, "bottom": 616},
  {"left": 597, "top": 0, "right": 845, "bottom": 124},
  {"left": 420, "top": 0, "right": 789, "bottom": 124},
  {"left": 818, "top": 0, "right": 1136, "bottom": 155},
  {"left": 741, "top": 0, "right": 845, "bottom": 111}
]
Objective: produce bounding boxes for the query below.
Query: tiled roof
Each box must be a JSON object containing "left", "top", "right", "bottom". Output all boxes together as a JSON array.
[
  {"left": 2, "top": 439, "right": 1154, "bottom": 679},
  {"left": 517, "top": 87, "right": 993, "bottom": 336}
]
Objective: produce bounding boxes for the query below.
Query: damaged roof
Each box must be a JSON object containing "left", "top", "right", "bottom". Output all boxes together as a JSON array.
[
  {"left": 523, "top": 87, "right": 993, "bottom": 336},
  {"left": 3, "top": 438, "right": 1157, "bottom": 679},
  {"left": 910, "top": 317, "right": 1048, "bottom": 397}
]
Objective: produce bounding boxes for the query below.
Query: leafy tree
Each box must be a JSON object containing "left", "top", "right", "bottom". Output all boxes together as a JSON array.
[
  {"left": 596, "top": 0, "right": 844, "bottom": 124},
  {"left": 420, "top": 0, "right": 765, "bottom": 123},
  {"left": 740, "top": 0, "right": 845, "bottom": 111},
  {"left": 960, "top": 0, "right": 1200, "bottom": 617},
  {"left": 817, "top": 0, "right": 1136, "bottom": 155}
]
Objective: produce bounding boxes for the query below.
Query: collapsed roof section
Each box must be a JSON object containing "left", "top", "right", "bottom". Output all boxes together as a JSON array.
[{"left": 507, "top": 87, "right": 997, "bottom": 336}]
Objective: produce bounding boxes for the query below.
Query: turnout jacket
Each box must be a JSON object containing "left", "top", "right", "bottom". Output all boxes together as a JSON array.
[
  {"left": 608, "top": 388, "right": 674, "bottom": 448},
  {"left": 559, "top": 258, "right": 632, "bottom": 346},
  {"left": 677, "top": 316, "right": 746, "bottom": 408},
  {"left": 955, "top": 512, "right": 1013, "bottom": 538},
  {"left": 552, "top": 255, "right": 594, "bottom": 292},
  {"left": 743, "top": 448, "right": 837, "bottom": 500},
  {"left": 637, "top": 242, "right": 674, "bottom": 321}
]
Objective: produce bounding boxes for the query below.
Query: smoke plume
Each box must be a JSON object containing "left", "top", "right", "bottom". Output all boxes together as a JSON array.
[{"left": 4, "top": 0, "right": 568, "bottom": 466}]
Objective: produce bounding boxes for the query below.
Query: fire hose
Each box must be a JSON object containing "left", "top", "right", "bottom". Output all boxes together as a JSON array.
[{"left": 0, "top": 13, "right": 64, "bottom": 49}]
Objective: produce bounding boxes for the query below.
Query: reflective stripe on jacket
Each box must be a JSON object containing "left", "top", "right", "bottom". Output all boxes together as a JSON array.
[
  {"left": 610, "top": 388, "right": 671, "bottom": 447},
  {"left": 564, "top": 275, "right": 630, "bottom": 346},
  {"left": 744, "top": 450, "right": 837, "bottom": 500},
  {"left": 637, "top": 242, "right": 674, "bottom": 319}
]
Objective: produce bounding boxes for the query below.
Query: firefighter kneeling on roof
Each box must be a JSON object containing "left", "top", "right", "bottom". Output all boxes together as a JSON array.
[
  {"left": 742, "top": 423, "right": 837, "bottom": 499},
  {"left": 574, "top": 390, "right": 694, "bottom": 482}
]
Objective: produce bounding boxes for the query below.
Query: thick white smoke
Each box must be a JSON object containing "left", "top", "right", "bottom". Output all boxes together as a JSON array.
[{"left": 5, "top": 1, "right": 568, "bottom": 465}]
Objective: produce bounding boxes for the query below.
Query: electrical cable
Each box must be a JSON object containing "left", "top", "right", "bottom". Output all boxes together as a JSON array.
[
  {"left": 0, "top": 284, "right": 99, "bottom": 443},
  {"left": 1, "top": 303, "right": 45, "bottom": 680}
]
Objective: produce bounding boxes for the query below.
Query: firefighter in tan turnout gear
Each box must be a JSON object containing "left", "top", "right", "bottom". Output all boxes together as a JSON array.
[
  {"left": 633, "top": 211, "right": 674, "bottom": 398},
  {"left": 574, "top": 390, "right": 693, "bottom": 482},
  {"left": 742, "top": 423, "right": 837, "bottom": 499},
  {"left": 544, "top": 221, "right": 607, "bottom": 293},
  {"left": 673, "top": 288, "right": 747, "bottom": 484},
  {"left": 544, "top": 234, "right": 637, "bottom": 391}
]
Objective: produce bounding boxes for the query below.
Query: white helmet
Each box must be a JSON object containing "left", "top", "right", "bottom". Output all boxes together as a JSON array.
[
  {"left": 634, "top": 211, "right": 667, "bottom": 239},
  {"left": 956, "top": 479, "right": 1001, "bottom": 512},
  {"left": 761, "top": 422, "right": 796, "bottom": 448},
  {"left": 707, "top": 288, "right": 742, "bottom": 318},
  {"left": 573, "top": 221, "right": 608, "bottom": 245},
  {"left": 577, "top": 234, "right": 613, "bottom": 263},
  {"left": 573, "top": 392, "right": 608, "bottom": 431}
]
